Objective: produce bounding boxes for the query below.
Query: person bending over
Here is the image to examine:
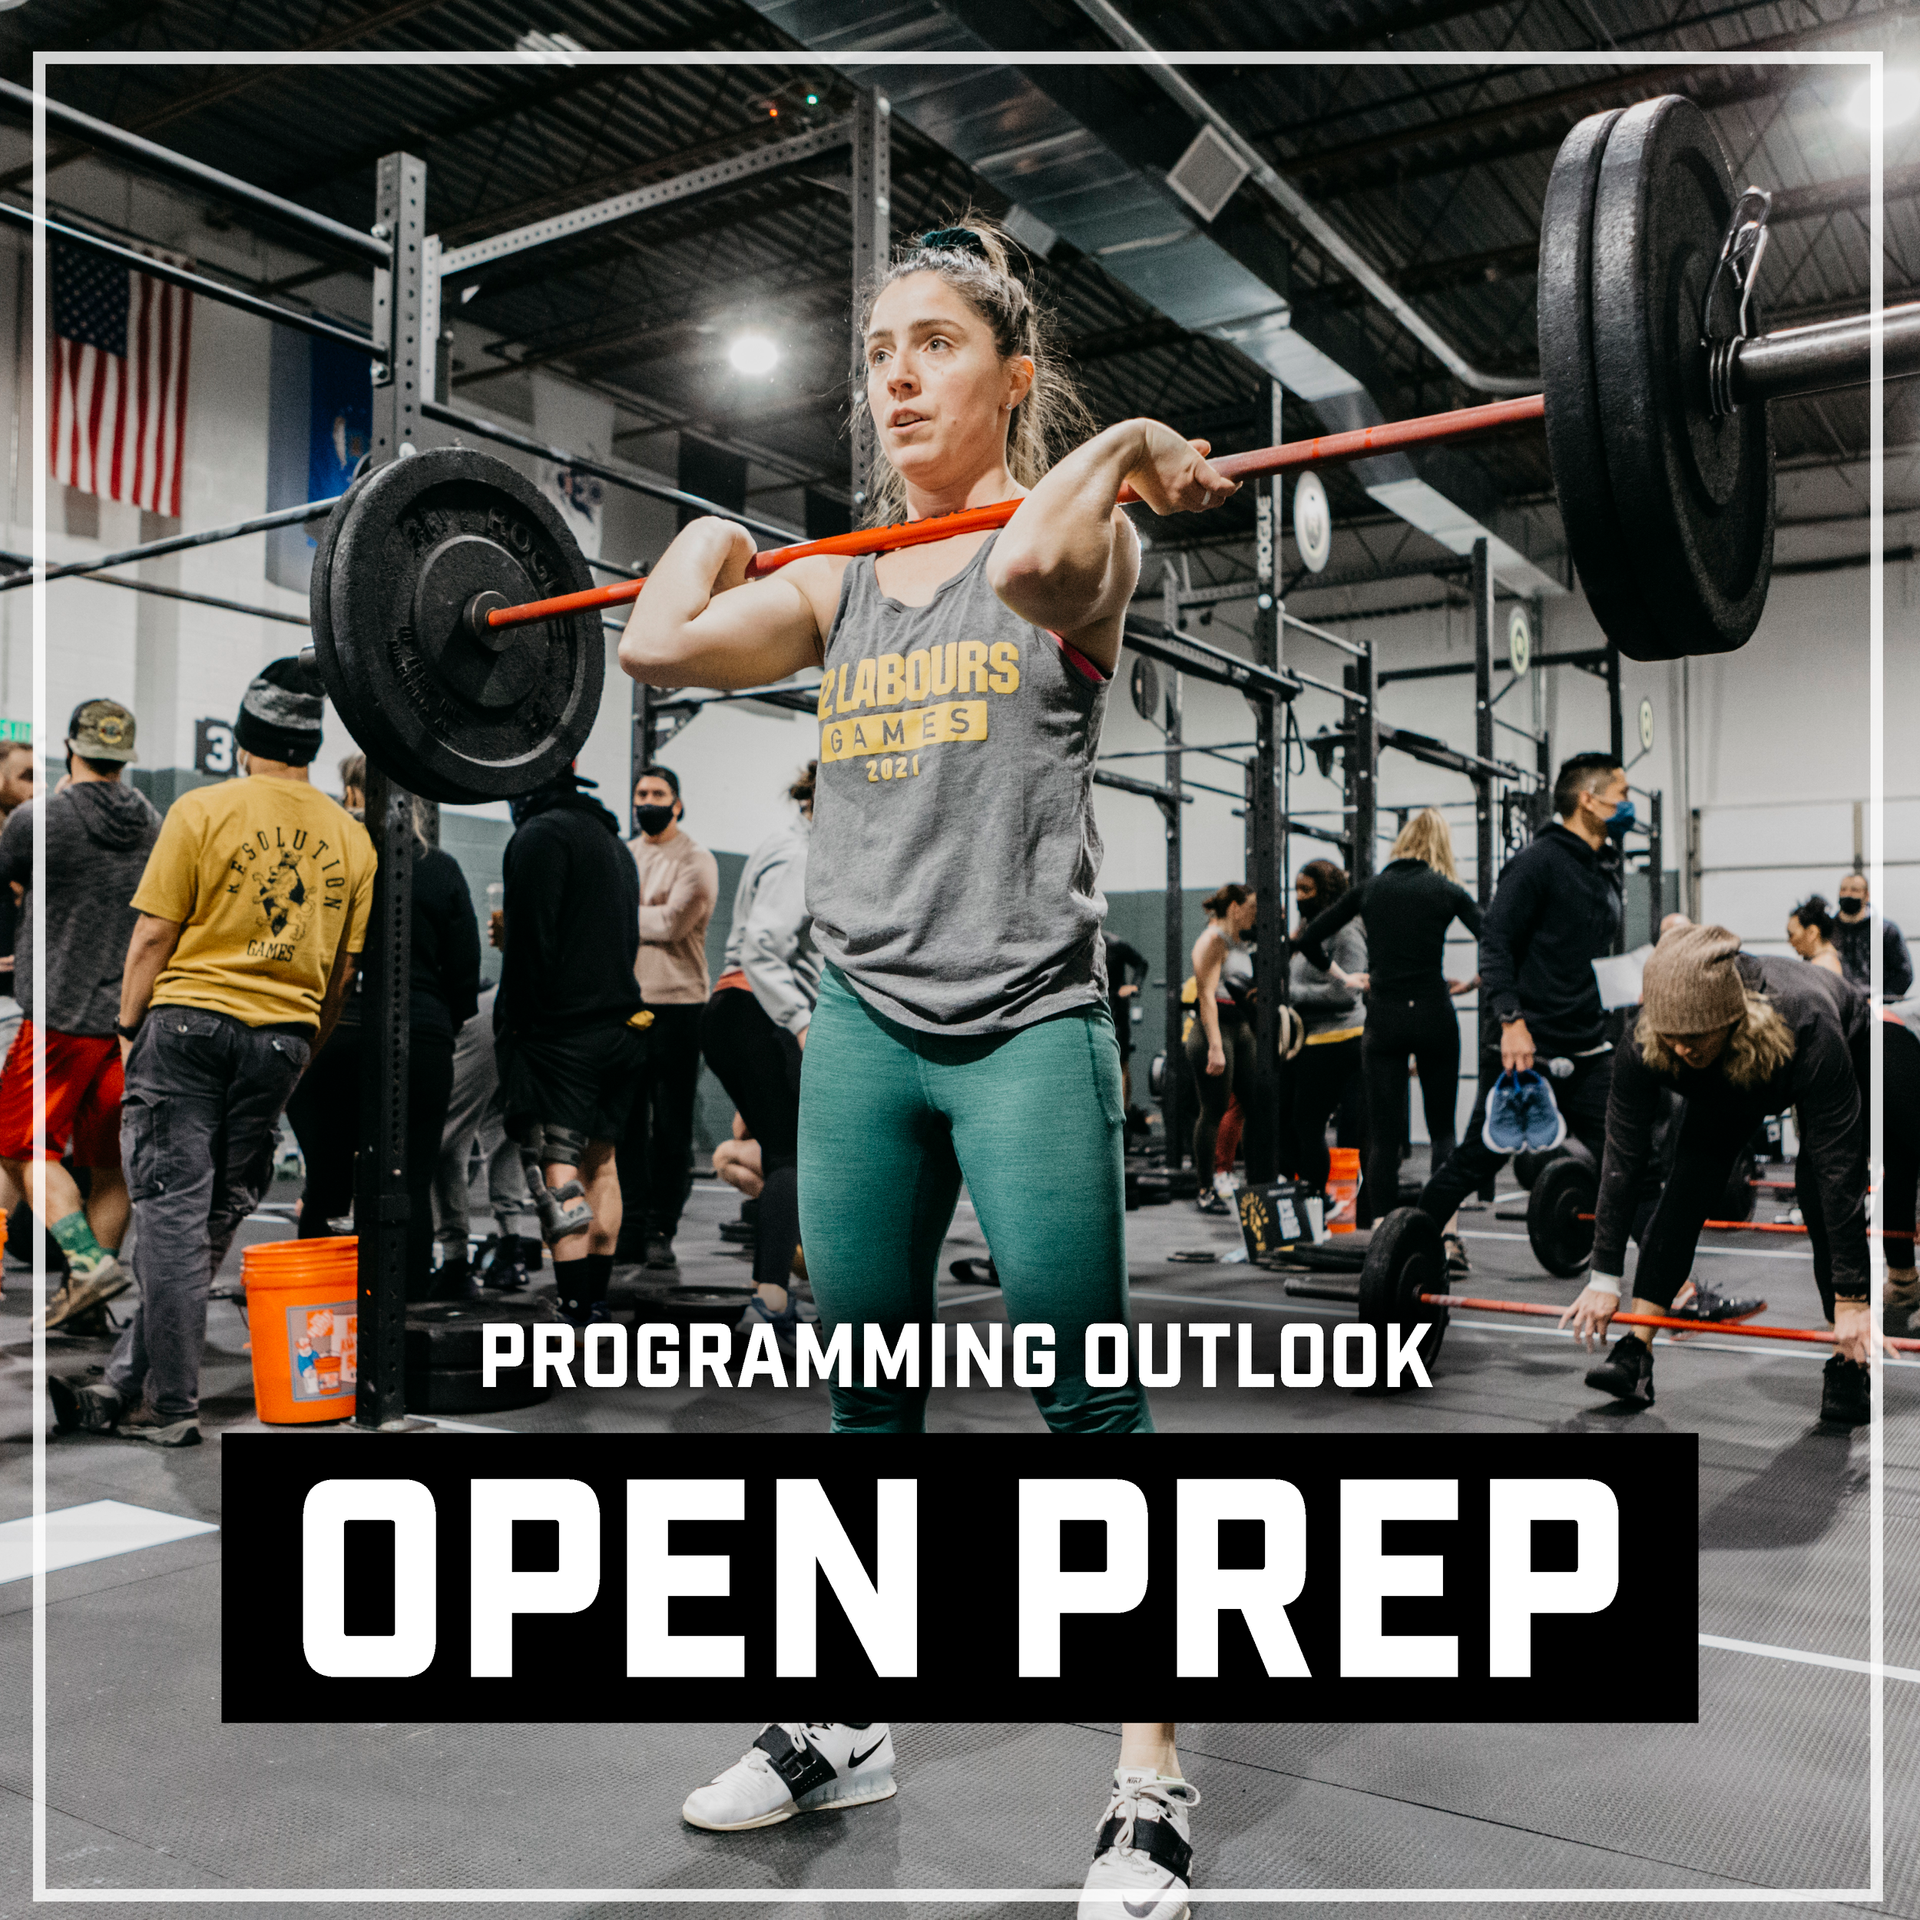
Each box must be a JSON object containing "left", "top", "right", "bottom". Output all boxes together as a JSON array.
[
  {"left": 1414, "top": 756, "right": 1628, "bottom": 1273},
  {"left": 699, "top": 762, "right": 819, "bottom": 1354},
  {"left": 622, "top": 217, "right": 1231, "bottom": 1920},
  {"left": 494, "top": 768, "right": 647, "bottom": 1329},
  {"left": 1186, "top": 883, "right": 1257, "bottom": 1213},
  {"left": 1562, "top": 925, "right": 1875, "bottom": 1422}
]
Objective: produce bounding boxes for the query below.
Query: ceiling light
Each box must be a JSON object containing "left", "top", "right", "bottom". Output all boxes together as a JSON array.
[
  {"left": 729, "top": 334, "right": 780, "bottom": 376},
  {"left": 1848, "top": 69, "right": 1920, "bottom": 130}
]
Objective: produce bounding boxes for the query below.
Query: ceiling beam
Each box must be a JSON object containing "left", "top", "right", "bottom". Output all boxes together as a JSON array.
[
  {"left": 1277, "top": 6, "right": 1914, "bottom": 195},
  {"left": 437, "top": 113, "right": 845, "bottom": 250},
  {"left": 0, "top": 0, "right": 454, "bottom": 191},
  {"left": 275, "top": 66, "right": 628, "bottom": 201}
]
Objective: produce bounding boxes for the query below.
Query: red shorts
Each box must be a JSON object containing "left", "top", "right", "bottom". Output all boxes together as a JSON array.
[{"left": 0, "top": 1022, "right": 124, "bottom": 1167}]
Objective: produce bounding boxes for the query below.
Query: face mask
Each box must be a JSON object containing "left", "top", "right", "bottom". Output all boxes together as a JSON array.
[
  {"left": 1604, "top": 796, "right": 1635, "bottom": 840},
  {"left": 635, "top": 803, "right": 676, "bottom": 836},
  {"left": 1838, "top": 897, "right": 1865, "bottom": 917}
]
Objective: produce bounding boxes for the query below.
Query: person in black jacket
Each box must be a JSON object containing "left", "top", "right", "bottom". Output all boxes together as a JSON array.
[
  {"left": 286, "top": 760, "right": 481, "bottom": 1302},
  {"left": 495, "top": 767, "right": 647, "bottom": 1327},
  {"left": 1563, "top": 926, "right": 1875, "bottom": 1422},
  {"left": 1833, "top": 872, "right": 1913, "bottom": 998},
  {"left": 1411, "top": 754, "right": 1627, "bottom": 1271},
  {"left": 1297, "top": 808, "right": 1480, "bottom": 1232}
]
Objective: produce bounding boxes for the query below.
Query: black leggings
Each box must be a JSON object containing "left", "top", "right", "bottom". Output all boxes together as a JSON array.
[
  {"left": 1289, "top": 1034, "right": 1363, "bottom": 1195},
  {"left": 1186, "top": 1009, "right": 1255, "bottom": 1181},
  {"left": 1362, "top": 991, "right": 1461, "bottom": 1222},
  {"left": 1886, "top": 1023, "right": 1920, "bottom": 1274},
  {"left": 699, "top": 987, "right": 805, "bottom": 1294},
  {"left": 285, "top": 1024, "right": 457, "bottom": 1303}
]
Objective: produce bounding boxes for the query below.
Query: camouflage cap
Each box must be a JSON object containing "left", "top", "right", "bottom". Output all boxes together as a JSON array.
[{"left": 67, "top": 698, "right": 137, "bottom": 763}]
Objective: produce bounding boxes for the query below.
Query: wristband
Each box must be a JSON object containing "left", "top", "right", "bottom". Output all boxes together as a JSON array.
[
  {"left": 113, "top": 1019, "right": 143, "bottom": 1042},
  {"left": 1586, "top": 1272, "right": 1623, "bottom": 1300}
]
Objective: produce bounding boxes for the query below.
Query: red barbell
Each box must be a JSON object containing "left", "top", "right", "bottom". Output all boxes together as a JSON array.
[
  {"left": 1423, "top": 1291, "right": 1920, "bottom": 1353},
  {"left": 474, "top": 395, "right": 1549, "bottom": 637}
]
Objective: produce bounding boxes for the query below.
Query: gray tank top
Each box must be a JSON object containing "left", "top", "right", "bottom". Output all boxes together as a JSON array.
[{"left": 808, "top": 535, "right": 1110, "bottom": 1034}]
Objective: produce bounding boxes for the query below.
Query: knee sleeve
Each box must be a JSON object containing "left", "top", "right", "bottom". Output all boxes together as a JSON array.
[{"left": 522, "top": 1122, "right": 588, "bottom": 1166}]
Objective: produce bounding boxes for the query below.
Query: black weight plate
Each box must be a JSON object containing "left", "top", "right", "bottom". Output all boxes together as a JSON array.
[
  {"left": 404, "top": 1360, "right": 550, "bottom": 1414},
  {"left": 1356, "top": 1206, "right": 1447, "bottom": 1383},
  {"left": 323, "top": 447, "right": 602, "bottom": 803},
  {"left": 404, "top": 1298, "right": 557, "bottom": 1372},
  {"left": 1540, "top": 107, "right": 1660, "bottom": 658},
  {"left": 1513, "top": 1145, "right": 1559, "bottom": 1191},
  {"left": 1592, "top": 95, "right": 1774, "bottom": 661},
  {"left": 1527, "top": 1154, "right": 1597, "bottom": 1278},
  {"left": 627, "top": 1288, "right": 754, "bottom": 1331},
  {"left": 308, "top": 475, "right": 371, "bottom": 751}
]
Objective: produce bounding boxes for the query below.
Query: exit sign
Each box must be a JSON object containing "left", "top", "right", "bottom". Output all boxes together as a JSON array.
[{"left": 0, "top": 720, "right": 29, "bottom": 745}]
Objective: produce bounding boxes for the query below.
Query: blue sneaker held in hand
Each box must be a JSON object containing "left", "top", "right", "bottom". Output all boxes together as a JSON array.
[
  {"left": 1516, "top": 1070, "right": 1568, "bottom": 1151},
  {"left": 1483, "top": 1069, "right": 1564, "bottom": 1154}
]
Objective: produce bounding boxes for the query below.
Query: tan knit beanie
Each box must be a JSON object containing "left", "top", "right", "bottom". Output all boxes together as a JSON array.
[{"left": 1642, "top": 924, "right": 1747, "bottom": 1032}]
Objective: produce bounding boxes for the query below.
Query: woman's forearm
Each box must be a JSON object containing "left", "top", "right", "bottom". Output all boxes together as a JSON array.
[
  {"left": 617, "top": 519, "right": 818, "bottom": 690},
  {"left": 987, "top": 421, "right": 1146, "bottom": 632}
]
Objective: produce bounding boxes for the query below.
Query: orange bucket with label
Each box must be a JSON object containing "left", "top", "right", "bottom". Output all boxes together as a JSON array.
[
  {"left": 241, "top": 1237, "right": 359, "bottom": 1424},
  {"left": 1326, "top": 1146, "right": 1362, "bottom": 1234}
]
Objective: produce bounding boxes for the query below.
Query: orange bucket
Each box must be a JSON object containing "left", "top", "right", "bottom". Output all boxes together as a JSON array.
[
  {"left": 241, "top": 1237, "right": 359, "bottom": 1424},
  {"left": 1326, "top": 1146, "right": 1362, "bottom": 1235}
]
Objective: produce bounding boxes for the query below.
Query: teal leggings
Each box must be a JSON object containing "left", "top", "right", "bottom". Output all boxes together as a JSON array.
[{"left": 797, "top": 966, "right": 1152, "bottom": 1434}]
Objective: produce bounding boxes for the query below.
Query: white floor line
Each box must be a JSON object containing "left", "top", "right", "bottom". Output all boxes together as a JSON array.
[
  {"left": 0, "top": 1499, "right": 216, "bottom": 1584},
  {"left": 1700, "top": 1632, "right": 1920, "bottom": 1685}
]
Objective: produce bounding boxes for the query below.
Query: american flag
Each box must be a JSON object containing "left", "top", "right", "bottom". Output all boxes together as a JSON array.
[{"left": 49, "top": 241, "right": 192, "bottom": 518}]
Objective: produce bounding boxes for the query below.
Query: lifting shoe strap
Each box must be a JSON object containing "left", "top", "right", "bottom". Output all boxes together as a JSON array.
[
  {"left": 1095, "top": 1810, "right": 1193, "bottom": 1881},
  {"left": 753, "top": 1725, "right": 839, "bottom": 1802}
]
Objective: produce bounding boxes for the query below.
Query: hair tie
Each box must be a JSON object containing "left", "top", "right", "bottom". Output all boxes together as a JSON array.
[{"left": 916, "top": 226, "right": 989, "bottom": 259}]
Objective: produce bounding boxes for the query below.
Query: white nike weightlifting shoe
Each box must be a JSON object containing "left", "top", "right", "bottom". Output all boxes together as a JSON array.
[
  {"left": 681, "top": 1722, "right": 896, "bottom": 1832},
  {"left": 1078, "top": 1767, "right": 1199, "bottom": 1920}
]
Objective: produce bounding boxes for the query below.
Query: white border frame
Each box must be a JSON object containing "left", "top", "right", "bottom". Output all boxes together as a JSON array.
[{"left": 27, "top": 41, "right": 1889, "bottom": 1905}]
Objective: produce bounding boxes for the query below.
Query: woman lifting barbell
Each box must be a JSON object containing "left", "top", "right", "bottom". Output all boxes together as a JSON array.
[
  {"left": 1560, "top": 925, "right": 1876, "bottom": 1423},
  {"left": 620, "top": 217, "right": 1222, "bottom": 1917}
]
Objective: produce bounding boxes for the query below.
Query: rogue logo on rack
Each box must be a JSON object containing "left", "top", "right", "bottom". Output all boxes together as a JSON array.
[{"left": 221, "top": 1434, "right": 1697, "bottom": 1723}]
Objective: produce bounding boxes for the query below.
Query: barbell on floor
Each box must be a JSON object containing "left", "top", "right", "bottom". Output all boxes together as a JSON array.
[
  {"left": 1358, "top": 1208, "right": 1920, "bottom": 1374},
  {"left": 1420, "top": 1291, "right": 1920, "bottom": 1355},
  {"left": 304, "top": 94, "right": 1920, "bottom": 801}
]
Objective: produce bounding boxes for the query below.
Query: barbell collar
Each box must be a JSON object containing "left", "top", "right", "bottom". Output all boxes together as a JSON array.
[
  {"left": 1729, "top": 299, "right": 1920, "bottom": 408},
  {"left": 464, "top": 589, "right": 514, "bottom": 650}
]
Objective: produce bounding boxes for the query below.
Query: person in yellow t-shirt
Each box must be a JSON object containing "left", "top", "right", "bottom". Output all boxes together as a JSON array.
[{"left": 48, "top": 659, "right": 376, "bottom": 1448}]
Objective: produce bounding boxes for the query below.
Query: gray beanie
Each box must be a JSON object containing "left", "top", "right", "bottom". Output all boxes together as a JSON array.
[
  {"left": 234, "top": 656, "right": 325, "bottom": 766},
  {"left": 1642, "top": 924, "right": 1747, "bottom": 1033}
]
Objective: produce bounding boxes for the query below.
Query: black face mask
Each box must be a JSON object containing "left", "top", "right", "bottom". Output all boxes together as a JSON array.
[
  {"left": 1838, "top": 897, "right": 1866, "bottom": 917},
  {"left": 635, "top": 803, "right": 676, "bottom": 836}
]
